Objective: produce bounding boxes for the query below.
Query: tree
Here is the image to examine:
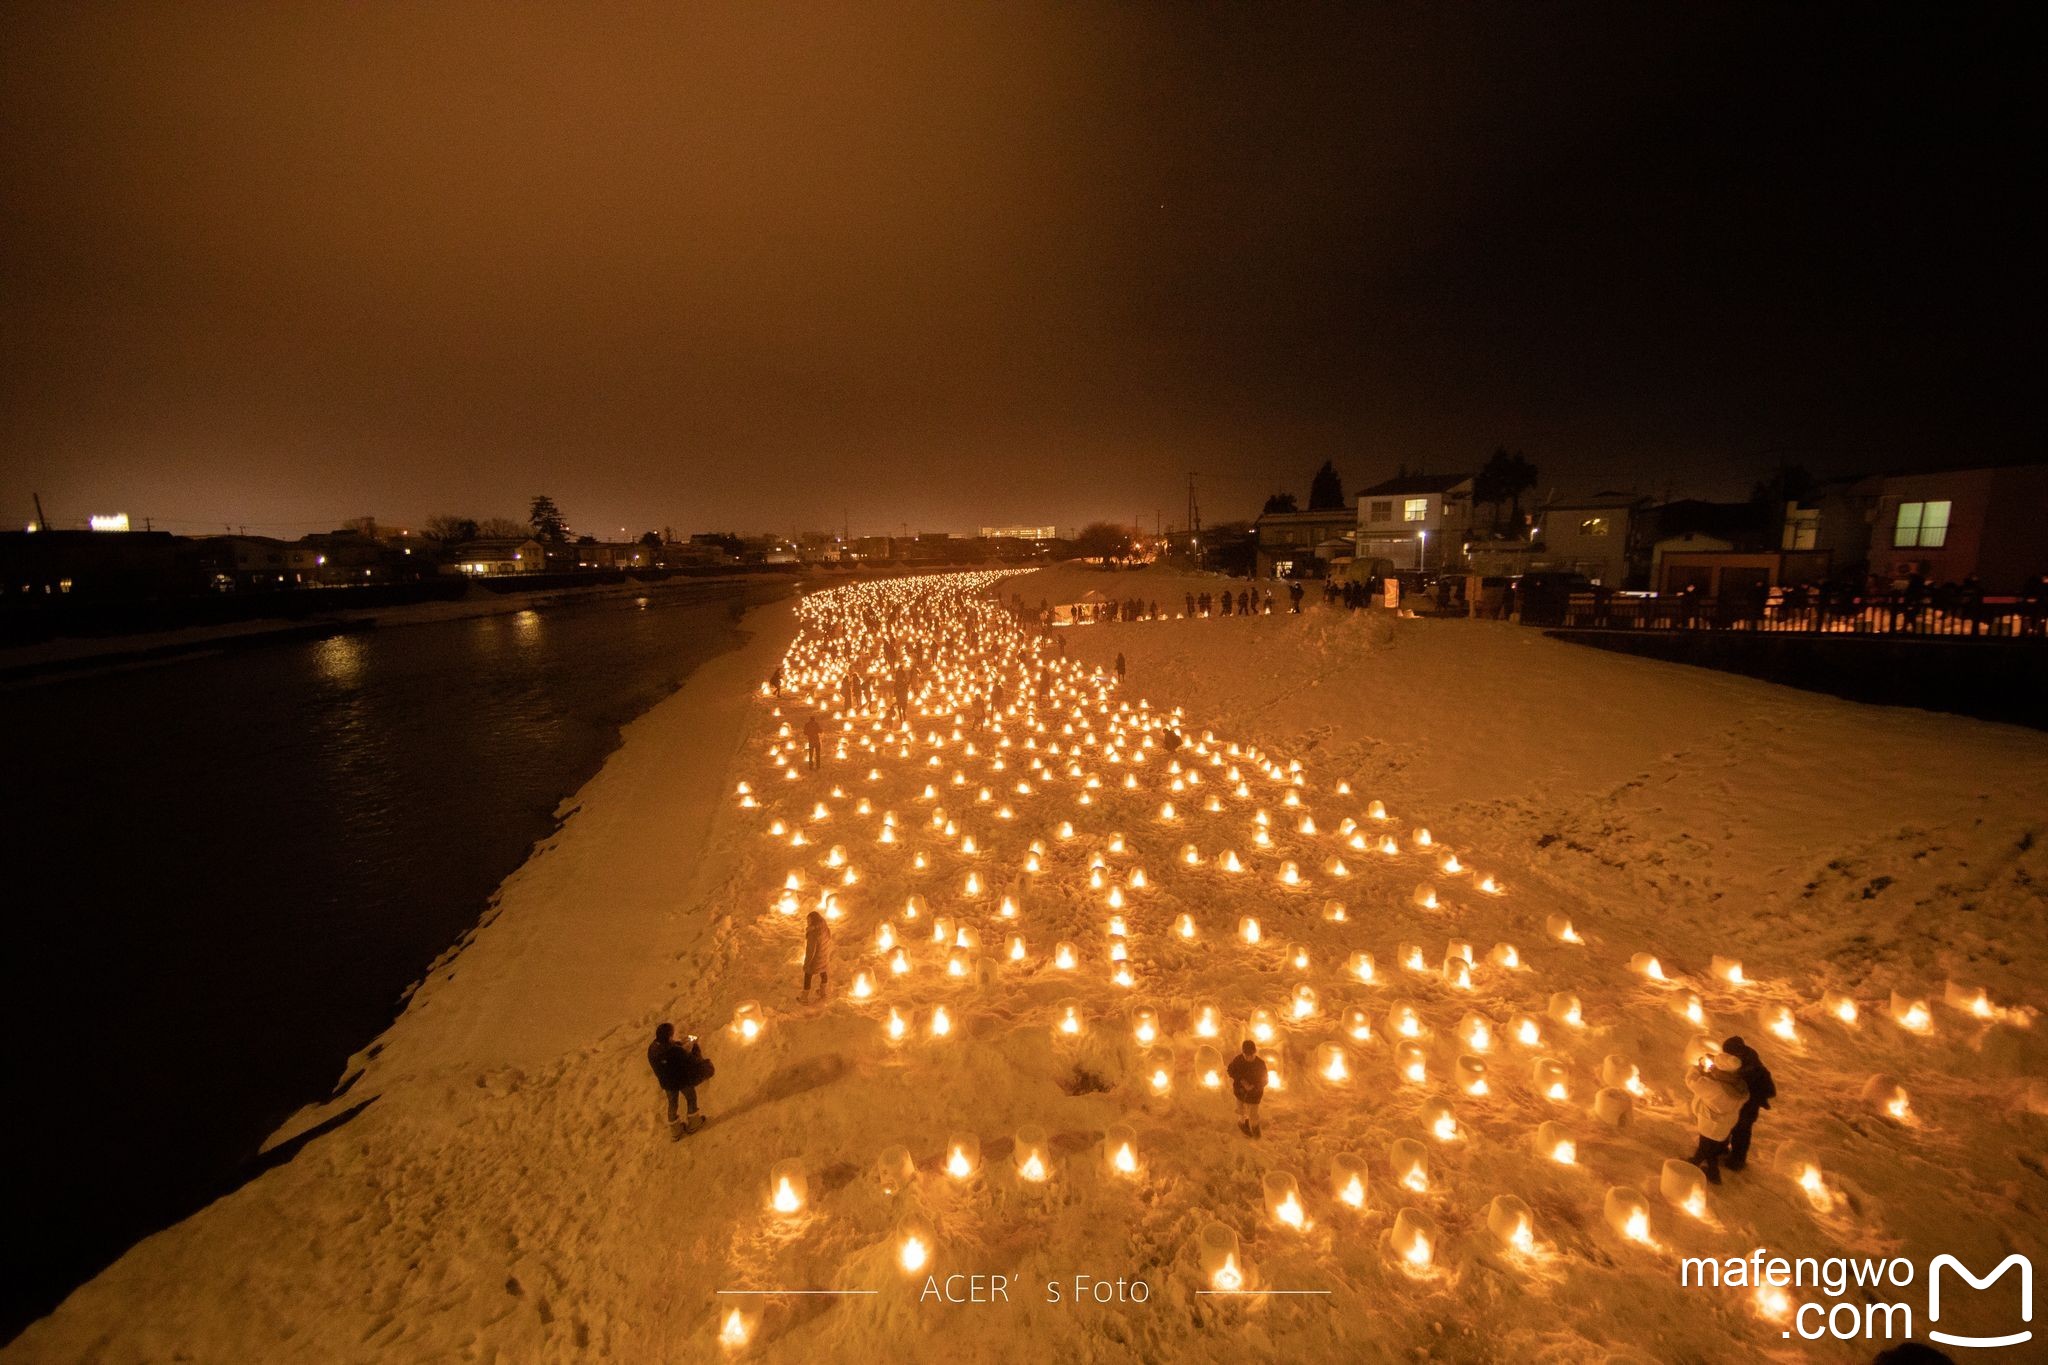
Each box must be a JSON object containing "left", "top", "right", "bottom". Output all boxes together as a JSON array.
[
  {"left": 1750, "top": 463, "right": 1815, "bottom": 549},
  {"left": 1473, "top": 448, "right": 1540, "bottom": 532},
  {"left": 425, "top": 514, "right": 479, "bottom": 544},
  {"left": 1074, "top": 522, "right": 1133, "bottom": 566},
  {"left": 638, "top": 530, "right": 662, "bottom": 550},
  {"left": 342, "top": 515, "right": 380, "bottom": 539},
  {"left": 1307, "top": 462, "right": 1345, "bottom": 511},
  {"left": 477, "top": 516, "right": 531, "bottom": 539},
  {"left": 529, "top": 494, "right": 569, "bottom": 543},
  {"left": 1262, "top": 492, "right": 1299, "bottom": 515}
]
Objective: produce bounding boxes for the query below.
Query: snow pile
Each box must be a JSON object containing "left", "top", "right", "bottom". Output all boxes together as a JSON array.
[{"left": 11, "top": 567, "right": 2045, "bottom": 1363}]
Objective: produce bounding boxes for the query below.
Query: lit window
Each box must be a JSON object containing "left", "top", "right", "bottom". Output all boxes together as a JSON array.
[
  {"left": 1893, "top": 500, "right": 1950, "bottom": 549},
  {"left": 1579, "top": 517, "right": 1610, "bottom": 537},
  {"left": 1403, "top": 498, "right": 1429, "bottom": 522}
]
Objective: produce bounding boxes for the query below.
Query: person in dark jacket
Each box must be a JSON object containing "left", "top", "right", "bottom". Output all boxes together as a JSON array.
[
  {"left": 1114, "top": 652, "right": 1126, "bottom": 679},
  {"left": 1719, "top": 1035, "right": 1776, "bottom": 1171},
  {"left": 1227, "top": 1040, "right": 1268, "bottom": 1138},
  {"left": 802, "top": 910, "right": 833, "bottom": 1000},
  {"left": 803, "top": 715, "right": 823, "bottom": 771},
  {"left": 648, "top": 1022, "right": 715, "bottom": 1128}
]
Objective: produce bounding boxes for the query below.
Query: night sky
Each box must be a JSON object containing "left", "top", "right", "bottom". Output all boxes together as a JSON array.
[{"left": 2, "top": 4, "right": 2038, "bottom": 538}]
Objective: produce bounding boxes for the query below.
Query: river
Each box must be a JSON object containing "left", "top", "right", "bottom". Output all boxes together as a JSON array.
[{"left": 0, "top": 580, "right": 786, "bottom": 1338}]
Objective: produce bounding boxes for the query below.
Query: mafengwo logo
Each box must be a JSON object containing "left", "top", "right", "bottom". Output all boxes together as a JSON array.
[{"left": 1928, "top": 1253, "right": 2033, "bottom": 1351}]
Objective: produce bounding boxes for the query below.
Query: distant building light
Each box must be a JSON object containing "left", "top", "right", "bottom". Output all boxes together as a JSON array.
[{"left": 89, "top": 513, "right": 131, "bottom": 532}]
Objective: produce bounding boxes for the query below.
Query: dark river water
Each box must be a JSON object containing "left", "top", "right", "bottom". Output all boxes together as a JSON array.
[{"left": 0, "top": 580, "right": 782, "bottom": 1339}]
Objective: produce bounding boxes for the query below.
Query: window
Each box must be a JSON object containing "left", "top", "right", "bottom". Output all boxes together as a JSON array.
[
  {"left": 1893, "top": 500, "right": 1951, "bottom": 548},
  {"left": 1579, "top": 516, "right": 1610, "bottom": 538},
  {"left": 1370, "top": 500, "right": 1393, "bottom": 522},
  {"left": 1402, "top": 498, "right": 1429, "bottom": 522}
]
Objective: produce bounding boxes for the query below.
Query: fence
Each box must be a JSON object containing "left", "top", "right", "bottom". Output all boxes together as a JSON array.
[{"left": 1561, "top": 591, "right": 2048, "bottom": 640}]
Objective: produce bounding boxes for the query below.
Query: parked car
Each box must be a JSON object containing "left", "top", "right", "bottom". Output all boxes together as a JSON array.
[{"left": 1512, "top": 571, "right": 1594, "bottom": 626}]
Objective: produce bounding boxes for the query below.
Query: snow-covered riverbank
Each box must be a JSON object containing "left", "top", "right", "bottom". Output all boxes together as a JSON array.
[{"left": 11, "top": 570, "right": 2044, "bottom": 1363}]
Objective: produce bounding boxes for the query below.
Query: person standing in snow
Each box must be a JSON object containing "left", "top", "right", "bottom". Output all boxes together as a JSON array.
[
  {"left": 1114, "top": 652, "right": 1126, "bottom": 680},
  {"left": 1718, "top": 1035, "right": 1776, "bottom": 1171},
  {"left": 803, "top": 714, "right": 823, "bottom": 772},
  {"left": 1227, "top": 1040, "right": 1268, "bottom": 1138},
  {"left": 648, "top": 1023, "right": 714, "bottom": 1130},
  {"left": 1683, "top": 1050, "right": 1747, "bottom": 1182},
  {"left": 802, "top": 909, "right": 833, "bottom": 1000},
  {"left": 771, "top": 665, "right": 784, "bottom": 698}
]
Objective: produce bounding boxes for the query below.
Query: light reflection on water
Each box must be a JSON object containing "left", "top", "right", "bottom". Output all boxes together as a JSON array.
[{"left": 0, "top": 583, "right": 761, "bottom": 1334}]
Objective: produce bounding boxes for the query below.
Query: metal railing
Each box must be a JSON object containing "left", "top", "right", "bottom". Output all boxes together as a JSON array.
[{"left": 1561, "top": 591, "right": 2048, "bottom": 639}]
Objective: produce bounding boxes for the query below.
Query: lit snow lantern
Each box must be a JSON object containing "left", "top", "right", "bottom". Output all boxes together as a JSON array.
[
  {"left": 1763, "top": 1004, "right": 1800, "bottom": 1042},
  {"left": 1314, "top": 1042, "right": 1351, "bottom": 1084},
  {"left": 1367, "top": 800, "right": 1388, "bottom": 820},
  {"left": 1387, "top": 1001, "right": 1423, "bottom": 1039},
  {"left": 1491, "top": 942, "right": 1522, "bottom": 970},
  {"left": 1890, "top": 991, "right": 1933, "bottom": 1034},
  {"left": 905, "top": 894, "right": 927, "bottom": 920},
  {"left": 885, "top": 1006, "right": 908, "bottom": 1043},
  {"left": 1533, "top": 1057, "right": 1571, "bottom": 1102},
  {"left": 1198, "top": 1223, "right": 1246, "bottom": 1292},
  {"left": 1181, "top": 843, "right": 1202, "bottom": 865},
  {"left": 1424, "top": 1100, "right": 1459, "bottom": 1142},
  {"left": 1193, "top": 1002, "right": 1221, "bottom": 1037},
  {"left": 1672, "top": 992, "right": 1706, "bottom": 1027},
  {"left": 1443, "top": 957, "right": 1473, "bottom": 991},
  {"left": 1681, "top": 1035, "right": 1720, "bottom": 1068},
  {"left": 1546, "top": 914, "right": 1582, "bottom": 944},
  {"left": 1247, "top": 1008, "right": 1277, "bottom": 1044},
  {"left": 1660, "top": 1158, "right": 1708, "bottom": 1220},
  {"left": 1277, "top": 860, "right": 1302, "bottom": 886},
  {"left": 1455, "top": 1055, "right": 1489, "bottom": 1095},
  {"left": 1593, "top": 1087, "right": 1633, "bottom": 1129},
  {"left": 1413, "top": 827, "right": 1432, "bottom": 848},
  {"left": 1347, "top": 951, "right": 1376, "bottom": 984},
  {"left": 1291, "top": 984, "right": 1319, "bottom": 1020},
  {"left": 1132, "top": 1006, "right": 1160, "bottom": 1045},
  {"left": 1476, "top": 873, "right": 1502, "bottom": 895},
  {"left": 1400, "top": 942, "right": 1428, "bottom": 973},
  {"left": 1456, "top": 1013, "right": 1493, "bottom": 1052},
  {"left": 1396, "top": 1040, "right": 1427, "bottom": 1084},
  {"left": 851, "top": 970, "right": 875, "bottom": 1000},
  {"left": 1488, "top": 1195, "right": 1535, "bottom": 1253},
  {"left": 889, "top": 948, "right": 910, "bottom": 976},
  {"left": 718, "top": 1304, "right": 757, "bottom": 1351},
  {"left": 1710, "top": 955, "right": 1745, "bottom": 987},
  {"left": 1629, "top": 953, "right": 1667, "bottom": 982},
  {"left": 1221, "top": 850, "right": 1244, "bottom": 872},
  {"left": 1054, "top": 941, "right": 1078, "bottom": 970},
  {"left": 1105, "top": 1123, "right": 1140, "bottom": 1177},
  {"left": 945, "top": 1132, "right": 981, "bottom": 1180},
  {"left": 768, "top": 1158, "right": 808, "bottom": 1215},
  {"left": 1015, "top": 1124, "right": 1051, "bottom": 1183},
  {"left": 929, "top": 1005, "right": 952, "bottom": 1037},
  {"left": 732, "top": 1001, "right": 764, "bottom": 1043},
  {"left": 1323, "top": 900, "right": 1348, "bottom": 922},
  {"left": 1509, "top": 1014, "right": 1543, "bottom": 1048},
  {"left": 1054, "top": 1000, "right": 1084, "bottom": 1037},
  {"left": 1331, "top": 1152, "right": 1369, "bottom": 1210},
  {"left": 877, "top": 1144, "right": 916, "bottom": 1194},
  {"left": 1007, "top": 934, "right": 1027, "bottom": 963},
  {"left": 1343, "top": 1007, "right": 1372, "bottom": 1041},
  {"left": 1776, "top": 1143, "right": 1834, "bottom": 1211},
  {"left": 931, "top": 915, "right": 956, "bottom": 946},
  {"left": 1195, "top": 1044, "right": 1224, "bottom": 1090},
  {"left": 1238, "top": 916, "right": 1261, "bottom": 944},
  {"left": 1412, "top": 884, "right": 1439, "bottom": 910},
  {"left": 1548, "top": 992, "right": 1584, "bottom": 1029},
  {"left": 1441, "top": 853, "right": 1463, "bottom": 874},
  {"left": 1535, "top": 1119, "right": 1576, "bottom": 1164},
  {"left": 898, "top": 1226, "right": 932, "bottom": 1274},
  {"left": 1286, "top": 942, "right": 1311, "bottom": 971},
  {"left": 1391, "top": 1207, "right": 1437, "bottom": 1268},
  {"left": 1862, "top": 1073, "right": 1912, "bottom": 1121},
  {"left": 1823, "top": 990, "right": 1859, "bottom": 1025},
  {"left": 1604, "top": 1187, "right": 1654, "bottom": 1246},
  {"left": 1264, "top": 1171, "right": 1309, "bottom": 1230}
]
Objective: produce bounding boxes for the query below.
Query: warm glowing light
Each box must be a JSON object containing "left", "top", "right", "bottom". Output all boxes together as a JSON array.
[
  {"left": 772, "top": 1176, "right": 802, "bottom": 1214},
  {"left": 1239, "top": 916, "right": 1261, "bottom": 944},
  {"left": 719, "top": 1307, "right": 751, "bottom": 1349},
  {"left": 899, "top": 1234, "right": 929, "bottom": 1273}
]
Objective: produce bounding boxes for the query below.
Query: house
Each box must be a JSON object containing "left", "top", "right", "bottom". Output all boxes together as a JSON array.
[
  {"left": 1534, "top": 493, "right": 1651, "bottom": 586},
  {"left": 577, "top": 541, "right": 657, "bottom": 570},
  {"left": 1863, "top": 463, "right": 2048, "bottom": 592},
  {"left": 1252, "top": 506, "right": 1356, "bottom": 578},
  {"left": 443, "top": 538, "right": 548, "bottom": 575},
  {"left": 1355, "top": 474, "right": 1474, "bottom": 574},
  {"left": 1, "top": 529, "right": 201, "bottom": 604}
]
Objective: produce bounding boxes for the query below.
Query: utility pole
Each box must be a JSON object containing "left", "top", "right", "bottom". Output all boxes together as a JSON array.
[
  {"left": 1185, "top": 473, "right": 1201, "bottom": 536},
  {"left": 32, "top": 492, "right": 48, "bottom": 532}
]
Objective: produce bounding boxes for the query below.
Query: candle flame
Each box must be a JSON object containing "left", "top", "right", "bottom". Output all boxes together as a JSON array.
[{"left": 772, "top": 1177, "right": 801, "bottom": 1213}]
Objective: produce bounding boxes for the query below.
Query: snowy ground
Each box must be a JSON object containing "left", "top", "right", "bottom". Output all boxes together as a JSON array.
[{"left": 11, "top": 567, "right": 2045, "bottom": 1363}]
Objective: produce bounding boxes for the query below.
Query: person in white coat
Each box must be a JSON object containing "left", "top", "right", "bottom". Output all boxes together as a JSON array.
[{"left": 1684, "top": 1051, "right": 1747, "bottom": 1183}]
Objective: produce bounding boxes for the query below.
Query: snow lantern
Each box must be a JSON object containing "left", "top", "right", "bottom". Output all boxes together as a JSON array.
[
  {"left": 718, "top": 1303, "right": 758, "bottom": 1351},
  {"left": 1347, "top": 951, "right": 1376, "bottom": 984},
  {"left": 1314, "top": 1042, "right": 1351, "bottom": 1084},
  {"left": 1396, "top": 1041, "right": 1427, "bottom": 1084},
  {"left": 1238, "top": 915, "right": 1261, "bottom": 944},
  {"left": 1194, "top": 1044, "right": 1225, "bottom": 1090},
  {"left": 1342, "top": 1007, "right": 1372, "bottom": 1042},
  {"left": 1603, "top": 1187, "right": 1654, "bottom": 1246},
  {"left": 875, "top": 921, "right": 897, "bottom": 953},
  {"left": 1391, "top": 1208, "right": 1438, "bottom": 1269},
  {"left": 1546, "top": 914, "right": 1582, "bottom": 944},
  {"left": 1193, "top": 1002, "right": 1222, "bottom": 1038},
  {"left": 889, "top": 948, "right": 911, "bottom": 977},
  {"left": 1681, "top": 1035, "right": 1720, "bottom": 1068},
  {"left": 1660, "top": 1158, "right": 1708, "bottom": 1220},
  {"left": 1387, "top": 1001, "right": 1423, "bottom": 1039},
  {"left": 1145, "top": 1048, "right": 1173, "bottom": 1095},
  {"left": 1456, "top": 1055, "right": 1489, "bottom": 1095},
  {"left": 1491, "top": 942, "right": 1522, "bottom": 970},
  {"left": 1477, "top": 873, "right": 1503, "bottom": 895},
  {"left": 1710, "top": 955, "right": 1745, "bottom": 987},
  {"left": 1331, "top": 1153, "right": 1369, "bottom": 1210},
  {"left": 932, "top": 915, "right": 956, "bottom": 945},
  {"left": 1367, "top": 799, "right": 1388, "bottom": 820},
  {"left": 1412, "top": 884, "right": 1439, "bottom": 910},
  {"left": 929, "top": 1004, "right": 952, "bottom": 1038},
  {"left": 851, "top": 970, "right": 875, "bottom": 1000},
  {"left": 1890, "top": 990, "right": 1933, "bottom": 1034},
  {"left": 1323, "top": 900, "right": 1349, "bottom": 922},
  {"left": 945, "top": 948, "right": 972, "bottom": 978},
  {"left": 1509, "top": 1014, "right": 1543, "bottom": 1049},
  {"left": 1198, "top": 1222, "right": 1246, "bottom": 1292},
  {"left": 1291, "top": 984, "right": 1319, "bottom": 1020},
  {"left": 1441, "top": 853, "right": 1464, "bottom": 874},
  {"left": 1535, "top": 1120, "right": 1575, "bottom": 1165},
  {"left": 1671, "top": 992, "right": 1707, "bottom": 1028},
  {"left": 1423, "top": 1100, "right": 1459, "bottom": 1142},
  {"left": 1264, "top": 1171, "right": 1310, "bottom": 1230},
  {"left": 768, "top": 1158, "right": 808, "bottom": 1215},
  {"left": 1180, "top": 843, "right": 1202, "bottom": 865},
  {"left": 1104, "top": 1123, "right": 1140, "bottom": 1177},
  {"left": 1384, "top": 1139, "right": 1429, "bottom": 1196},
  {"left": 1629, "top": 953, "right": 1667, "bottom": 982},
  {"left": 1054, "top": 999, "right": 1084, "bottom": 1037},
  {"left": 1445, "top": 939, "right": 1474, "bottom": 967},
  {"left": 1131, "top": 1005, "right": 1160, "bottom": 1045},
  {"left": 1247, "top": 1008, "right": 1278, "bottom": 1044},
  {"left": 1822, "top": 990, "right": 1859, "bottom": 1026},
  {"left": 1287, "top": 942, "right": 1312, "bottom": 972},
  {"left": 731, "top": 1001, "right": 765, "bottom": 1044},
  {"left": 1532, "top": 1057, "right": 1571, "bottom": 1102},
  {"left": 897, "top": 1224, "right": 933, "bottom": 1275},
  {"left": 1399, "top": 942, "right": 1428, "bottom": 974},
  {"left": 1014, "top": 1124, "right": 1051, "bottom": 1183},
  {"left": 1221, "top": 850, "right": 1244, "bottom": 873},
  {"left": 1174, "top": 913, "right": 1198, "bottom": 940},
  {"left": 1006, "top": 935, "right": 1027, "bottom": 963},
  {"left": 1457, "top": 1013, "right": 1493, "bottom": 1052},
  {"left": 885, "top": 1006, "right": 909, "bottom": 1043},
  {"left": 1547, "top": 992, "right": 1584, "bottom": 1029},
  {"left": 1761, "top": 1004, "right": 1800, "bottom": 1043},
  {"left": 877, "top": 1144, "right": 916, "bottom": 1195},
  {"left": 1599, "top": 1054, "right": 1643, "bottom": 1094},
  {"left": 1775, "top": 1143, "right": 1833, "bottom": 1210},
  {"left": 1487, "top": 1195, "right": 1536, "bottom": 1253},
  {"left": 1054, "top": 941, "right": 1078, "bottom": 970},
  {"left": 1413, "top": 827, "right": 1433, "bottom": 848},
  {"left": 1277, "top": 860, "right": 1302, "bottom": 886},
  {"left": 905, "top": 893, "right": 927, "bottom": 920},
  {"left": 1861, "top": 1073, "right": 1913, "bottom": 1122},
  {"left": 1593, "top": 1087, "right": 1633, "bottom": 1129}
]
